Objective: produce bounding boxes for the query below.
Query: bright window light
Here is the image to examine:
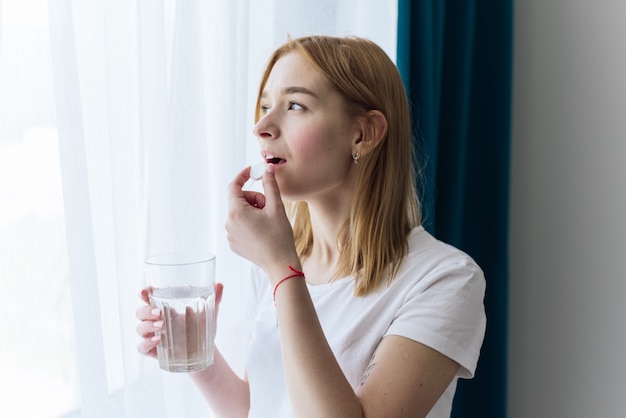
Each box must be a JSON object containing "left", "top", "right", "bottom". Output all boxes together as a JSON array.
[{"left": 0, "top": 0, "right": 80, "bottom": 416}]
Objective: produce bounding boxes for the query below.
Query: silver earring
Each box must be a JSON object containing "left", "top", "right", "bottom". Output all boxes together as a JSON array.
[{"left": 352, "top": 152, "right": 360, "bottom": 164}]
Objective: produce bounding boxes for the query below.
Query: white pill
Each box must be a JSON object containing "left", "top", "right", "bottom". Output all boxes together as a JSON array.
[{"left": 250, "top": 162, "right": 266, "bottom": 180}]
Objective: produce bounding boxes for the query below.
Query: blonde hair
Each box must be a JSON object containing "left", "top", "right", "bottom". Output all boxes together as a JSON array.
[{"left": 255, "top": 36, "right": 421, "bottom": 296}]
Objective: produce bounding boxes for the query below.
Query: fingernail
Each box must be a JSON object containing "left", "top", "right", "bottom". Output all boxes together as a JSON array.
[
  {"left": 153, "top": 321, "right": 163, "bottom": 328},
  {"left": 151, "top": 308, "right": 160, "bottom": 316},
  {"left": 151, "top": 335, "right": 161, "bottom": 342}
]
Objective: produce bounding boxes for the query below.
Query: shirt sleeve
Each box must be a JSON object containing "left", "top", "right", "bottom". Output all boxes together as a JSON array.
[{"left": 386, "top": 256, "right": 487, "bottom": 378}]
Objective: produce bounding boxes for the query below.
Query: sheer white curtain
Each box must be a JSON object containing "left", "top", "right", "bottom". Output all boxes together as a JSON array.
[{"left": 1, "top": 0, "right": 396, "bottom": 416}]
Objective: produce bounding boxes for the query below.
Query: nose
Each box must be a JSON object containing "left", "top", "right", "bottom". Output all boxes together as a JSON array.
[{"left": 252, "top": 113, "right": 279, "bottom": 140}]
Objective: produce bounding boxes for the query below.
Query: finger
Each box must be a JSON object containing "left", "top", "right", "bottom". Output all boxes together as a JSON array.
[
  {"left": 226, "top": 163, "right": 284, "bottom": 215},
  {"left": 261, "top": 163, "right": 284, "bottom": 210},
  {"left": 214, "top": 282, "right": 224, "bottom": 319},
  {"left": 241, "top": 190, "right": 267, "bottom": 208},
  {"left": 136, "top": 304, "right": 161, "bottom": 321},
  {"left": 229, "top": 166, "right": 271, "bottom": 211},
  {"left": 215, "top": 282, "right": 224, "bottom": 305},
  {"left": 226, "top": 168, "right": 248, "bottom": 211},
  {"left": 137, "top": 338, "right": 160, "bottom": 358},
  {"left": 139, "top": 286, "right": 154, "bottom": 304},
  {"left": 136, "top": 319, "right": 163, "bottom": 338},
  {"left": 227, "top": 166, "right": 254, "bottom": 204}
]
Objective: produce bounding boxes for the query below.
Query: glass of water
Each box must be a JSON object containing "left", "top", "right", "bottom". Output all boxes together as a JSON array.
[{"left": 144, "top": 252, "right": 216, "bottom": 372}]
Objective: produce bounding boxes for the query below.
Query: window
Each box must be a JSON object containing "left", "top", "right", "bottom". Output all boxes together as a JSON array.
[{"left": 0, "top": 1, "right": 80, "bottom": 415}]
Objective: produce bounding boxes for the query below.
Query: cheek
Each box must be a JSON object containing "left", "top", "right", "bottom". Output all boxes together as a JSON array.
[
  {"left": 289, "top": 131, "right": 319, "bottom": 158},
  {"left": 289, "top": 123, "right": 350, "bottom": 161},
  {"left": 293, "top": 136, "right": 352, "bottom": 185}
]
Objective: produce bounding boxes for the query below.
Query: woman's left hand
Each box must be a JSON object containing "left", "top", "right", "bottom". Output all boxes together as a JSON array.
[{"left": 225, "top": 164, "right": 300, "bottom": 278}]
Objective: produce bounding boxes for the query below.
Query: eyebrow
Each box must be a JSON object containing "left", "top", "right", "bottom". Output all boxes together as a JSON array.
[{"left": 261, "top": 86, "right": 319, "bottom": 99}]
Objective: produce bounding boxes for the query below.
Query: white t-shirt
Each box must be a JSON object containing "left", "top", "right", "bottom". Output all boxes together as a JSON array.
[{"left": 244, "top": 226, "right": 486, "bottom": 417}]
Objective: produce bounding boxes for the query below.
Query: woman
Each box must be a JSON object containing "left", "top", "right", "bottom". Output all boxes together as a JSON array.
[{"left": 137, "top": 35, "right": 486, "bottom": 417}]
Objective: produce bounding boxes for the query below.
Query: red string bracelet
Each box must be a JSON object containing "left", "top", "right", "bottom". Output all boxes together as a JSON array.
[{"left": 273, "top": 265, "right": 305, "bottom": 304}]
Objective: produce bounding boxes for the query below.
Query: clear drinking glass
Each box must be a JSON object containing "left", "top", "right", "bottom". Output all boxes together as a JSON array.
[{"left": 144, "top": 252, "right": 216, "bottom": 372}]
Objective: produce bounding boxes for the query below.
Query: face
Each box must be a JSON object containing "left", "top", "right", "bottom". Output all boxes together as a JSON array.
[{"left": 253, "top": 52, "right": 359, "bottom": 202}]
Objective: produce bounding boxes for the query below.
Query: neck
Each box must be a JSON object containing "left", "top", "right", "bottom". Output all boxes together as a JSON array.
[{"left": 300, "top": 194, "right": 352, "bottom": 285}]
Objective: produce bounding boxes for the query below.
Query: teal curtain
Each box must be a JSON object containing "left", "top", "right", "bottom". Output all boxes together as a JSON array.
[{"left": 397, "top": 1, "right": 512, "bottom": 417}]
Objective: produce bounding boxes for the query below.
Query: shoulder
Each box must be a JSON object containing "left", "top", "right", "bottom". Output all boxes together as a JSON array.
[
  {"left": 407, "top": 226, "right": 478, "bottom": 263},
  {"left": 400, "top": 226, "right": 485, "bottom": 290},
  {"left": 387, "top": 227, "right": 486, "bottom": 377}
]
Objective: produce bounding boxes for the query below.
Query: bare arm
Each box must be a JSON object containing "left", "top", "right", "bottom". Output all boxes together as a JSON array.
[
  {"left": 273, "top": 275, "right": 362, "bottom": 417},
  {"left": 273, "top": 275, "right": 458, "bottom": 418},
  {"left": 356, "top": 335, "right": 459, "bottom": 418},
  {"left": 189, "top": 350, "right": 250, "bottom": 418}
]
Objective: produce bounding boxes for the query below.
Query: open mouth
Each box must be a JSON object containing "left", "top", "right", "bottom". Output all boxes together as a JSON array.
[{"left": 265, "top": 155, "right": 286, "bottom": 165}]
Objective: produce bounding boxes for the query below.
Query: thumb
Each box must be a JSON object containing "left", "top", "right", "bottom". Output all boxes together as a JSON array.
[
  {"left": 214, "top": 283, "right": 224, "bottom": 318},
  {"left": 261, "top": 164, "right": 283, "bottom": 207},
  {"left": 215, "top": 282, "right": 224, "bottom": 307}
]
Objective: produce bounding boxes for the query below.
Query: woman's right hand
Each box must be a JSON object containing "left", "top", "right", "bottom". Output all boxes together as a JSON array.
[
  {"left": 135, "top": 283, "right": 224, "bottom": 359},
  {"left": 226, "top": 164, "right": 300, "bottom": 279}
]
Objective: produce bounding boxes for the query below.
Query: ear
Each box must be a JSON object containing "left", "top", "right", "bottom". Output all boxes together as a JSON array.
[{"left": 353, "top": 110, "right": 388, "bottom": 156}]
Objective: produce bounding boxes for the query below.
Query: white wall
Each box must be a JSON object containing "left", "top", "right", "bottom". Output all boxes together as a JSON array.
[{"left": 509, "top": 1, "right": 626, "bottom": 417}]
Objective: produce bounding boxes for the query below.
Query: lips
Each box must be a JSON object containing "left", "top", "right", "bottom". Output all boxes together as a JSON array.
[{"left": 264, "top": 154, "right": 286, "bottom": 165}]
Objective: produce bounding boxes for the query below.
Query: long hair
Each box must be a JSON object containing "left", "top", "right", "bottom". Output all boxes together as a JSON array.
[{"left": 255, "top": 36, "right": 421, "bottom": 296}]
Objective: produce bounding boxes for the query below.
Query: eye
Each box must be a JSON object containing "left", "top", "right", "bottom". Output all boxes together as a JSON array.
[
  {"left": 288, "top": 102, "right": 304, "bottom": 111},
  {"left": 260, "top": 104, "right": 270, "bottom": 114}
]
